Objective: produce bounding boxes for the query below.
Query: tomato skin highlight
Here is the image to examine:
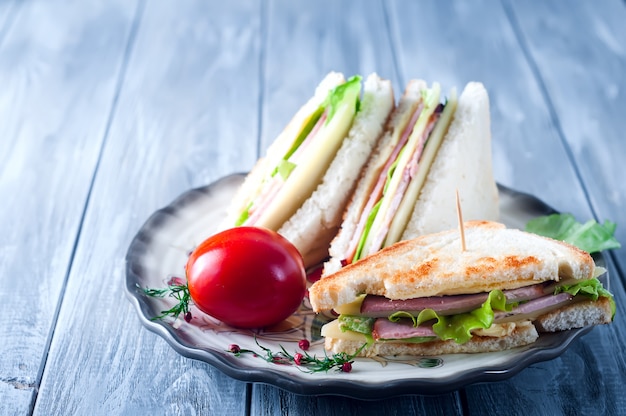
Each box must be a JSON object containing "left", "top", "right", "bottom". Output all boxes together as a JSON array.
[{"left": 185, "top": 227, "right": 306, "bottom": 328}]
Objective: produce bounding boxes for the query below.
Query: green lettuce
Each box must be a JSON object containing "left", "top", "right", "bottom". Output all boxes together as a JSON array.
[
  {"left": 525, "top": 213, "right": 620, "bottom": 254},
  {"left": 275, "top": 159, "right": 296, "bottom": 180},
  {"left": 352, "top": 142, "right": 405, "bottom": 263},
  {"left": 236, "top": 75, "right": 363, "bottom": 226},
  {"left": 389, "top": 290, "right": 512, "bottom": 344},
  {"left": 281, "top": 105, "right": 325, "bottom": 163},
  {"left": 339, "top": 290, "right": 513, "bottom": 345},
  {"left": 353, "top": 199, "right": 381, "bottom": 263},
  {"left": 235, "top": 201, "right": 253, "bottom": 226},
  {"left": 324, "top": 75, "right": 362, "bottom": 123},
  {"left": 338, "top": 315, "right": 375, "bottom": 345},
  {"left": 555, "top": 278, "right": 616, "bottom": 318},
  {"left": 281, "top": 75, "right": 361, "bottom": 163}
]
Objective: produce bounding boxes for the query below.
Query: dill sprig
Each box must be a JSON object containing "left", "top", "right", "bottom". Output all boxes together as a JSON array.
[
  {"left": 228, "top": 337, "right": 366, "bottom": 373},
  {"left": 140, "top": 281, "right": 192, "bottom": 322}
]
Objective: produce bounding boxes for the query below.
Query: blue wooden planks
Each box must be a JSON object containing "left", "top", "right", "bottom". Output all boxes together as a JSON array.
[
  {"left": 0, "top": 1, "right": 139, "bottom": 414},
  {"left": 31, "top": 1, "right": 260, "bottom": 414},
  {"left": 0, "top": 0, "right": 624, "bottom": 414}
]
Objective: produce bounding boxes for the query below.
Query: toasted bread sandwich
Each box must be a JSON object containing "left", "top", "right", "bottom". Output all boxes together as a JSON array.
[{"left": 310, "top": 221, "right": 614, "bottom": 357}]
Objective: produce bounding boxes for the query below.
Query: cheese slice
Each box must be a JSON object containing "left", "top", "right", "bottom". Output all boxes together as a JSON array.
[
  {"left": 254, "top": 78, "right": 361, "bottom": 230},
  {"left": 321, "top": 319, "right": 369, "bottom": 342},
  {"left": 384, "top": 88, "right": 458, "bottom": 247},
  {"left": 360, "top": 84, "right": 441, "bottom": 256}
]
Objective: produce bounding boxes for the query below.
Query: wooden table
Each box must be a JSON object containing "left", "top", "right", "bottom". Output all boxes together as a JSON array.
[{"left": 2, "top": 1, "right": 625, "bottom": 414}]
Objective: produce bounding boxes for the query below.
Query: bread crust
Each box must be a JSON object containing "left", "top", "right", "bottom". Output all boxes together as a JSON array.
[
  {"left": 534, "top": 296, "right": 613, "bottom": 332},
  {"left": 309, "top": 221, "right": 595, "bottom": 312},
  {"left": 278, "top": 73, "right": 394, "bottom": 266},
  {"left": 324, "top": 80, "right": 426, "bottom": 275},
  {"left": 222, "top": 72, "right": 345, "bottom": 228},
  {"left": 401, "top": 82, "right": 499, "bottom": 240},
  {"left": 323, "top": 81, "right": 500, "bottom": 276}
]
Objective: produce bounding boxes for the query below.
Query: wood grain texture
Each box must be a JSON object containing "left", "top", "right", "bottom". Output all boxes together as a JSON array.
[
  {"left": 3, "top": 0, "right": 625, "bottom": 414},
  {"left": 31, "top": 0, "right": 261, "bottom": 414},
  {"left": 509, "top": 0, "right": 626, "bottom": 270},
  {"left": 0, "top": 0, "right": 19, "bottom": 47},
  {"left": 260, "top": 0, "right": 401, "bottom": 153},
  {"left": 250, "top": 388, "right": 462, "bottom": 416},
  {"left": 0, "top": 1, "right": 138, "bottom": 415},
  {"left": 461, "top": 2, "right": 626, "bottom": 413}
]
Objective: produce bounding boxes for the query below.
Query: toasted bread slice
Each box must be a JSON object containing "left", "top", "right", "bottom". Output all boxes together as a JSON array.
[
  {"left": 534, "top": 296, "right": 613, "bottom": 332},
  {"left": 309, "top": 221, "right": 595, "bottom": 312}
]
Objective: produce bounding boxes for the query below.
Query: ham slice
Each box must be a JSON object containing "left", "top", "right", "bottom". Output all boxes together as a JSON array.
[
  {"left": 342, "top": 104, "right": 424, "bottom": 264},
  {"left": 364, "top": 112, "right": 440, "bottom": 255},
  {"left": 372, "top": 318, "right": 437, "bottom": 340},
  {"left": 363, "top": 288, "right": 578, "bottom": 341},
  {"left": 360, "top": 282, "right": 555, "bottom": 317},
  {"left": 362, "top": 293, "right": 488, "bottom": 317},
  {"left": 494, "top": 292, "right": 574, "bottom": 323}
]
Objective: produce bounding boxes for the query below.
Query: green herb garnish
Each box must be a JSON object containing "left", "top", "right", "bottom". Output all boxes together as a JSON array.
[
  {"left": 525, "top": 213, "right": 620, "bottom": 253},
  {"left": 140, "top": 280, "right": 192, "bottom": 322},
  {"left": 227, "top": 337, "right": 365, "bottom": 373}
]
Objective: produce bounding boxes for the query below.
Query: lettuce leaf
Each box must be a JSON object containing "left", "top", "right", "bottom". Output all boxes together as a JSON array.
[
  {"left": 555, "top": 278, "right": 616, "bottom": 318},
  {"left": 324, "top": 75, "right": 362, "bottom": 123},
  {"left": 388, "top": 290, "right": 511, "bottom": 344},
  {"left": 275, "top": 159, "right": 296, "bottom": 180},
  {"left": 525, "top": 213, "right": 620, "bottom": 253},
  {"left": 353, "top": 199, "right": 382, "bottom": 263},
  {"left": 281, "top": 105, "right": 325, "bottom": 163},
  {"left": 273, "top": 75, "right": 362, "bottom": 179},
  {"left": 235, "top": 201, "right": 253, "bottom": 226},
  {"left": 338, "top": 315, "right": 375, "bottom": 345},
  {"left": 339, "top": 315, "right": 375, "bottom": 334}
]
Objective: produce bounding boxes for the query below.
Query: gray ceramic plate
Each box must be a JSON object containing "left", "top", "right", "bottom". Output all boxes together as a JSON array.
[{"left": 125, "top": 173, "right": 606, "bottom": 398}]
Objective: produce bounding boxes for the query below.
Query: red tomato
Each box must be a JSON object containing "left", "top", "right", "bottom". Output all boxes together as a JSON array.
[{"left": 185, "top": 227, "right": 306, "bottom": 328}]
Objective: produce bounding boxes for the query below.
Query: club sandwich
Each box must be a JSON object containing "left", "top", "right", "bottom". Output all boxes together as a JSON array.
[{"left": 309, "top": 221, "right": 614, "bottom": 357}]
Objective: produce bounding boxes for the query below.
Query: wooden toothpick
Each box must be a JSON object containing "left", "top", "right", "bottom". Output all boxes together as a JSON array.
[{"left": 456, "top": 189, "right": 466, "bottom": 252}]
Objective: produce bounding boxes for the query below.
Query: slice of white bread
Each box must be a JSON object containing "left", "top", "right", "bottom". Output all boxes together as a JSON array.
[
  {"left": 309, "top": 221, "right": 595, "bottom": 312},
  {"left": 534, "top": 296, "right": 613, "bottom": 332},
  {"left": 279, "top": 74, "right": 394, "bottom": 266},
  {"left": 401, "top": 82, "right": 499, "bottom": 240},
  {"left": 324, "top": 80, "right": 426, "bottom": 275},
  {"left": 323, "top": 81, "right": 499, "bottom": 277},
  {"left": 223, "top": 72, "right": 346, "bottom": 228},
  {"left": 325, "top": 320, "right": 539, "bottom": 357}
]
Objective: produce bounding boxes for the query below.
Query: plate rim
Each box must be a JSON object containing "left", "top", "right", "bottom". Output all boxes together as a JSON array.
[{"left": 124, "top": 173, "right": 603, "bottom": 398}]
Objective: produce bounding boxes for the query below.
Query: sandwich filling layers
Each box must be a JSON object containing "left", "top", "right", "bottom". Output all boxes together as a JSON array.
[
  {"left": 234, "top": 75, "right": 362, "bottom": 231},
  {"left": 342, "top": 83, "right": 459, "bottom": 266},
  {"left": 310, "top": 221, "right": 615, "bottom": 355},
  {"left": 322, "top": 276, "right": 614, "bottom": 346}
]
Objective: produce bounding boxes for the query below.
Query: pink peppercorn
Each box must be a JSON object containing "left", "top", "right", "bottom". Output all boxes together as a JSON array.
[
  {"left": 294, "top": 353, "right": 303, "bottom": 365},
  {"left": 298, "top": 339, "right": 310, "bottom": 351},
  {"left": 341, "top": 362, "right": 352, "bottom": 373}
]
